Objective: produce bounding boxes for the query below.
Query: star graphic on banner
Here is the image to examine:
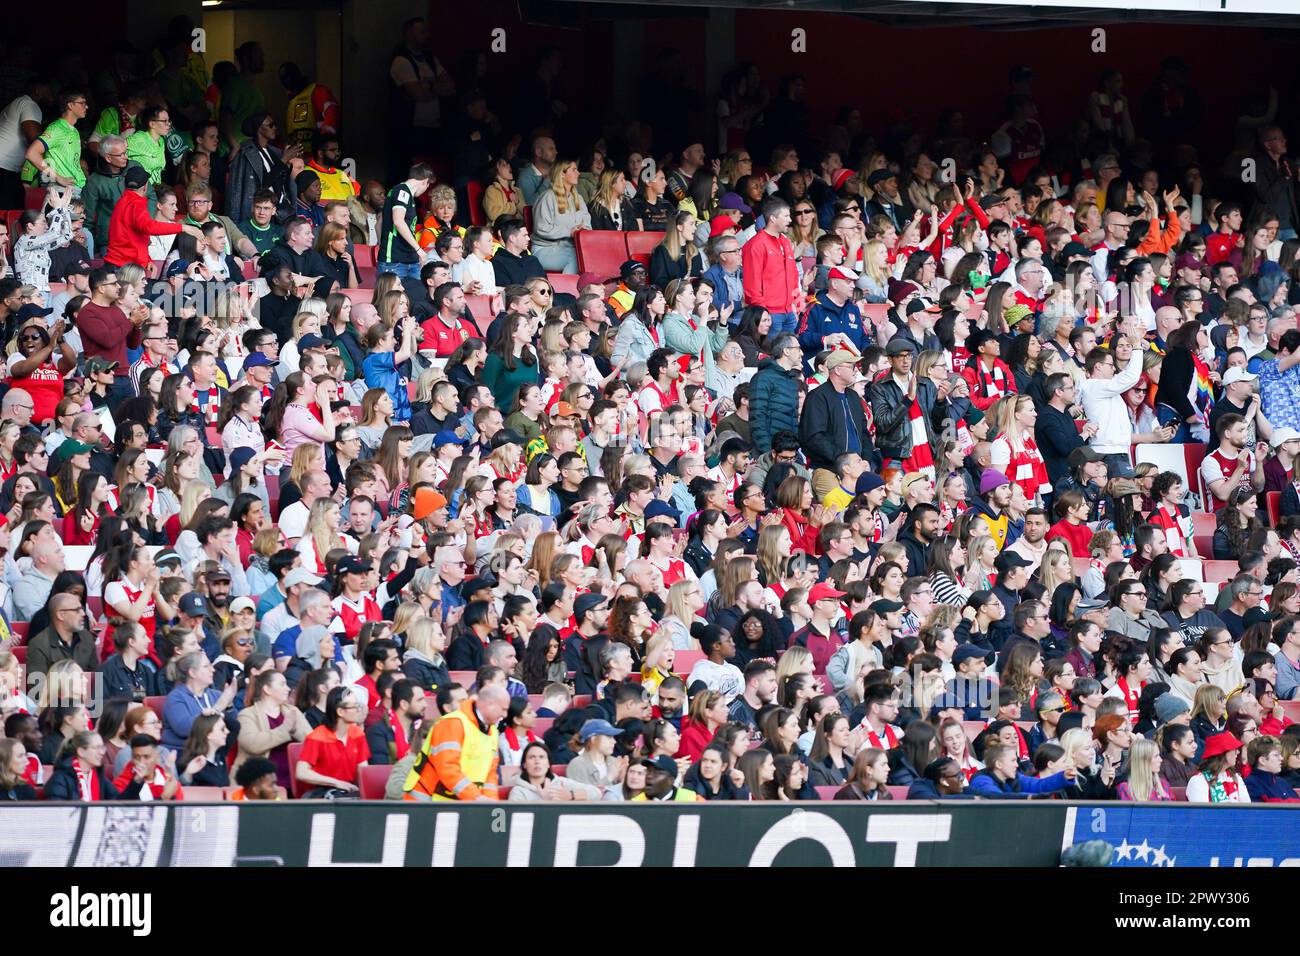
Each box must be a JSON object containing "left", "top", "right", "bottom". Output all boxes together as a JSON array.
[
  {"left": 1114, "top": 838, "right": 1133, "bottom": 861},
  {"left": 1133, "top": 840, "right": 1153, "bottom": 862}
]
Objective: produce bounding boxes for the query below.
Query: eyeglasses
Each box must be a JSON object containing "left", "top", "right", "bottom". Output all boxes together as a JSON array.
[
  {"left": 795, "top": 209, "right": 815, "bottom": 216},
  {"left": 236, "top": 638, "right": 254, "bottom": 647}
]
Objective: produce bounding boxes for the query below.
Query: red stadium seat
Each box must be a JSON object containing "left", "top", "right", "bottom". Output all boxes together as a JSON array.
[
  {"left": 814, "top": 786, "right": 839, "bottom": 800},
  {"left": 551, "top": 764, "right": 567, "bottom": 778},
  {"left": 1190, "top": 512, "right": 1215, "bottom": 536},
  {"left": 462, "top": 295, "right": 495, "bottom": 335},
  {"left": 87, "top": 596, "right": 103, "bottom": 621},
  {"left": 672, "top": 649, "right": 706, "bottom": 678},
  {"left": 1170, "top": 786, "right": 1187, "bottom": 802},
  {"left": 1267, "top": 491, "right": 1282, "bottom": 528},
  {"left": 11, "top": 646, "right": 25, "bottom": 664},
  {"left": 962, "top": 721, "right": 986, "bottom": 741},
  {"left": 532, "top": 717, "right": 555, "bottom": 737},
  {"left": 887, "top": 786, "right": 910, "bottom": 800},
  {"left": 466, "top": 181, "right": 487, "bottom": 227},
  {"left": 359, "top": 764, "right": 392, "bottom": 800},
  {"left": 625, "top": 231, "right": 659, "bottom": 266},
  {"left": 1183, "top": 443, "right": 1207, "bottom": 500},
  {"left": 341, "top": 288, "right": 371, "bottom": 307},
  {"left": 352, "top": 245, "right": 376, "bottom": 267},
  {"left": 574, "top": 230, "right": 627, "bottom": 276},
  {"left": 1192, "top": 533, "right": 1214, "bottom": 556},
  {"left": 143, "top": 696, "right": 166, "bottom": 719},
  {"left": 860, "top": 303, "right": 890, "bottom": 326},
  {"left": 23, "top": 187, "right": 45, "bottom": 210},
  {"left": 1279, "top": 700, "right": 1300, "bottom": 724},
  {"left": 1204, "top": 561, "right": 1238, "bottom": 582},
  {"left": 287, "top": 742, "right": 307, "bottom": 799},
  {"left": 528, "top": 694, "right": 544, "bottom": 710},
  {"left": 449, "top": 671, "right": 477, "bottom": 687},
  {"left": 181, "top": 786, "right": 226, "bottom": 801},
  {"left": 572, "top": 695, "right": 593, "bottom": 709},
  {"left": 10, "top": 621, "right": 27, "bottom": 640},
  {"left": 548, "top": 273, "right": 580, "bottom": 296}
]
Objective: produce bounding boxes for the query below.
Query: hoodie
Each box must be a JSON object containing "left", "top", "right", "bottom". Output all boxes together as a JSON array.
[
  {"left": 83, "top": 158, "right": 156, "bottom": 250},
  {"left": 1244, "top": 769, "right": 1300, "bottom": 802}
]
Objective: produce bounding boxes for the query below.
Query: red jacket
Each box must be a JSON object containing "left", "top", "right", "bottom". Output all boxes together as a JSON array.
[
  {"left": 105, "top": 188, "right": 183, "bottom": 268},
  {"left": 741, "top": 229, "right": 798, "bottom": 313},
  {"left": 678, "top": 717, "right": 715, "bottom": 763},
  {"left": 780, "top": 507, "right": 822, "bottom": 557}
]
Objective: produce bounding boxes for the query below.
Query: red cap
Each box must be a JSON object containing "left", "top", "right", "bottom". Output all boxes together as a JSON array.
[
  {"left": 709, "top": 215, "right": 738, "bottom": 238},
  {"left": 827, "top": 265, "right": 857, "bottom": 283},
  {"left": 808, "top": 583, "right": 847, "bottom": 604},
  {"left": 832, "top": 168, "right": 857, "bottom": 191}
]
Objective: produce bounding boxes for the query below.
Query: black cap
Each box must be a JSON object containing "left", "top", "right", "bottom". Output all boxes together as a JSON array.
[
  {"left": 491, "top": 429, "right": 527, "bottom": 450},
  {"left": 123, "top": 165, "right": 150, "bottom": 189},
  {"left": 869, "top": 598, "right": 904, "bottom": 614},
  {"left": 574, "top": 592, "right": 607, "bottom": 623},
  {"left": 994, "top": 551, "right": 1033, "bottom": 573},
  {"left": 336, "top": 555, "right": 372, "bottom": 576}
]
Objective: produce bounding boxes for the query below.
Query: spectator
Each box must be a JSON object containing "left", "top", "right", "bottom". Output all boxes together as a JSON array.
[{"left": 295, "top": 685, "right": 370, "bottom": 797}]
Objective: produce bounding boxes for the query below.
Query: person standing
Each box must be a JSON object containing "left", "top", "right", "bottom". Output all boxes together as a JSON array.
[
  {"left": 403, "top": 685, "right": 509, "bottom": 801},
  {"left": 23, "top": 89, "right": 88, "bottom": 192},
  {"left": 378, "top": 164, "right": 434, "bottom": 281},
  {"left": 741, "top": 197, "right": 801, "bottom": 336}
]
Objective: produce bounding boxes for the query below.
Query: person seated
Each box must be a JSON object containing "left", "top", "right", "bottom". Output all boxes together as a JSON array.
[
  {"left": 112, "top": 734, "right": 183, "bottom": 800},
  {"left": 966, "top": 741, "right": 1078, "bottom": 798}
]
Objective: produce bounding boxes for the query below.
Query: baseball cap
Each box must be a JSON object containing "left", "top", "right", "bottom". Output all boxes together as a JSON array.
[
  {"left": 179, "top": 592, "right": 208, "bottom": 617},
  {"left": 84, "top": 356, "right": 119, "bottom": 375},
  {"left": 124, "top": 165, "right": 150, "bottom": 189},
  {"left": 901, "top": 472, "right": 930, "bottom": 495},
  {"left": 242, "top": 351, "right": 272, "bottom": 369},
  {"left": 619, "top": 259, "right": 646, "bottom": 280},
  {"left": 1076, "top": 596, "right": 1108, "bottom": 613},
  {"left": 554, "top": 401, "right": 579, "bottom": 418},
  {"left": 645, "top": 754, "right": 678, "bottom": 776},
  {"left": 336, "top": 555, "right": 372, "bottom": 576},
  {"left": 574, "top": 592, "right": 608, "bottom": 623},
  {"left": 867, "top": 169, "right": 896, "bottom": 186},
  {"left": 1174, "top": 252, "right": 1203, "bottom": 272},
  {"left": 491, "top": 429, "right": 526, "bottom": 450},
  {"left": 1060, "top": 241, "right": 1090, "bottom": 259},
  {"left": 204, "top": 567, "right": 232, "bottom": 583},
  {"left": 432, "top": 430, "right": 466, "bottom": 447},
  {"left": 1271, "top": 426, "right": 1300, "bottom": 446},
  {"left": 52, "top": 439, "right": 94, "bottom": 464},
  {"left": 808, "top": 583, "right": 846, "bottom": 604},
  {"left": 1067, "top": 446, "right": 1103, "bottom": 469},
  {"left": 978, "top": 194, "right": 1008, "bottom": 211},
  {"left": 827, "top": 265, "right": 857, "bottom": 283},
  {"left": 283, "top": 568, "right": 323, "bottom": 589},
  {"left": 994, "top": 551, "right": 1032, "bottom": 573},
  {"left": 576, "top": 271, "right": 608, "bottom": 290},
  {"left": 824, "top": 351, "right": 858, "bottom": 371},
  {"left": 644, "top": 499, "right": 680, "bottom": 523},
  {"left": 886, "top": 337, "right": 918, "bottom": 356},
  {"left": 230, "top": 596, "right": 256, "bottom": 615},
  {"left": 1221, "top": 366, "right": 1257, "bottom": 387},
  {"left": 297, "top": 333, "right": 326, "bottom": 350},
  {"left": 62, "top": 259, "right": 92, "bottom": 277},
  {"left": 953, "top": 643, "right": 990, "bottom": 666},
  {"left": 578, "top": 719, "right": 624, "bottom": 743},
  {"left": 413, "top": 488, "right": 449, "bottom": 520},
  {"left": 869, "top": 598, "right": 904, "bottom": 614}
]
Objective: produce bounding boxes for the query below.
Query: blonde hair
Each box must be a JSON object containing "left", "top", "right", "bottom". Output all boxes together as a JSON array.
[
  {"left": 642, "top": 634, "right": 674, "bottom": 673},
  {"left": 41, "top": 660, "right": 86, "bottom": 707},
  {"left": 862, "top": 239, "right": 889, "bottom": 285},
  {"left": 177, "top": 481, "right": 211, "bottom": 528},
  {"left": 776, "top": 645, "right": 814, "bottom": 684},
  {"left": 1125, "top": 737, "right": 1160, "bottom": 801},
  {"left": 404, "top": 616, "right": 445, "bottom": 659},
  {"left": 288, "top": 444, "right": 322, "bottom": 488},
  {"left": 547, "top": 161, "right": 580, "bottom": 215},
  {"left": 665, "top": 580, "right": 696, "bottom": 623},
  {"left": 594, "top": 168, "right": 625, "bottom": 212},
  {"left": 306, "top": 498, "right": 340, "bottom": 572}
]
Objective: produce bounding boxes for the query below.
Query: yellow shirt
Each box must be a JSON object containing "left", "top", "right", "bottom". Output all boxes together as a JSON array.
[{"left": 822, "top": 485, "right": 855, "bottom": 514}]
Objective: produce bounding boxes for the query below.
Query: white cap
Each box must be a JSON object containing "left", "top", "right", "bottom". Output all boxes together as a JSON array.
[
  {"left": 283, "top": 568, "right": 323, "bottom": 588},
  {"left": 1221, "top": 366, "right": 1258, "bottom": 387},
  {"left": 1272, "top": 426, "right": 1300, "bottom": 446}
]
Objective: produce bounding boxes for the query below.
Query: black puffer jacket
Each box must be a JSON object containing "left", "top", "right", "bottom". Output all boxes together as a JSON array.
[
  {"left": 800, "top": 380, "right": 879, "bottom": 472},
  {"left": 44, "top": 752, "right": 124, "bottom": 801}
]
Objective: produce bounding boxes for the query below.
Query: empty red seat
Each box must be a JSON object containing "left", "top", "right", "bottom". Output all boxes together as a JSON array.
[
  {"left": 359, "top": 764, "right": 392, "bottom": 800},
  {"left": 181, "top": 786, "right": 226, "bottom": 801},
  {"left": 449, "top": 671, "right": 477, "bottom": 687},
  {"left": 143, "top": 696, "right": 166, "bottom": 719},
  {"left": 573, "top": 230, "right": 627, "bottom": 276},
  {"left": 672, "top": 650, "right": 706, "bottom": 678},
  {"left": 532, "top": 717, "right": 555, "bottom": 737},
  {"left": 462, "top": 295, "right": 495, "bottom": 335},
  {"left": 887, "top": 786, "right": 910, "bottom": 800},
  {"left": 341, "top": 288, "right": 372, "bottom": 307},
  {"left": 287, "top": 742, "right": 306, "bottom": 799},
  {"left": 814, "top": 786, "right": 839, "bottom": 800},
  {"left": 625, "top": 231, "right": 659, "bottom": 266},
  {"left": 466, "top": 181, "right": 487, "bottom": 227},
  {"left": 352, "top": 245, "right": 377, "bottom": 267},
  {"left": 548, "top": 273, "right": 580, "bottom": 296},
  {"left": 1267, "top": 491, "right": 1282, "bottom": 528}
]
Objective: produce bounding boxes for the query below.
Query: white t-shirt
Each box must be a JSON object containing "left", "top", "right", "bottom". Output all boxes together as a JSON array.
[
  {"left": 687, "top": 659, "right": 744, "bottom": 702},
  {"left": 0, "top": 96, "right": 41, "bottom": 172},
  {"left": 389, "top": 54, "right": 443, "bottom": 128},
  {"left": 279, "top": 500, "right": 310, "bottom": 541}
]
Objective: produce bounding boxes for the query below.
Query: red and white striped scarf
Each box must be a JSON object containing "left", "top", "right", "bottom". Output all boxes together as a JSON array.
[
  {"left": 998, "top": 433, "right": 1050, "bottom": 501},
  {"left": 971, "top": 358, "right": 1009, "bottom": 402},
  {"left": 902, "top": 398, "right": 935, "bottom": 479}
]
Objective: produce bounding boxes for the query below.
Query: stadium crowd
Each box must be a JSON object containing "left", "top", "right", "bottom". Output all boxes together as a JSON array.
[{"left": 2, "top": 15, "right": 1300, "bottom": 807}]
